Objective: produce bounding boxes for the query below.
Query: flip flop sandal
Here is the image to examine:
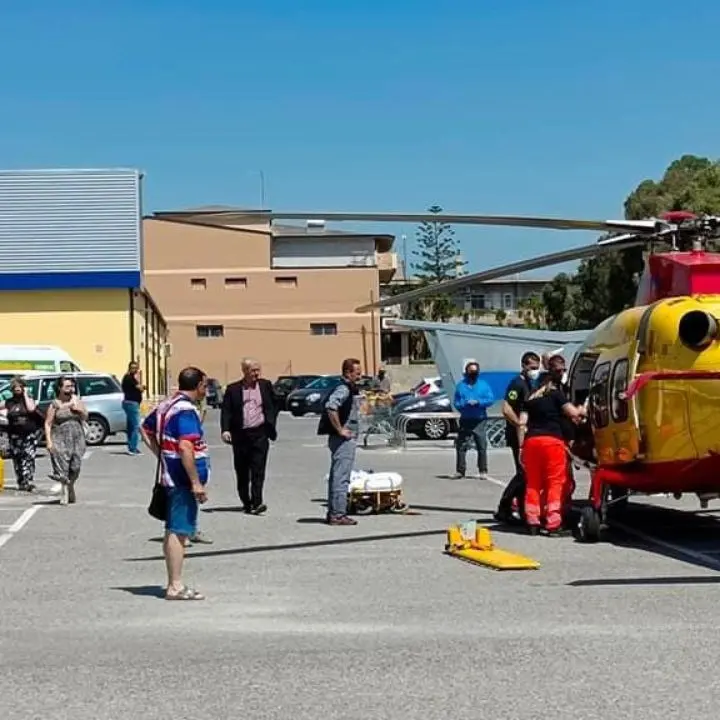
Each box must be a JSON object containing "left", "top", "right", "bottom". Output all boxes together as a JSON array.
[{"left": 165, "top": 586, "right": 205, "bottom": 601}]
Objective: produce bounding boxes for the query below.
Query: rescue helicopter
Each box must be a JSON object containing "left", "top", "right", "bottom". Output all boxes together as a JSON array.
[{"left": 180, "top": 206, "right": 720, "bottom": 542}]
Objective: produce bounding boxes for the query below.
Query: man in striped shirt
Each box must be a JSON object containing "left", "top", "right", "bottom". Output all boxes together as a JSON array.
[{"left": 142, "top": 367, "right": 210, "bottom": 601}]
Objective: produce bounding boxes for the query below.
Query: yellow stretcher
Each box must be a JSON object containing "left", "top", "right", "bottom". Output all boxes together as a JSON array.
[{"left": 444, "top": 521, "right": 540, "bottom": 571}]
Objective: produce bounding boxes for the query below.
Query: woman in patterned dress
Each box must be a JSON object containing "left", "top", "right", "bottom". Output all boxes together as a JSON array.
[{"left": 44, "top": 376, "right": 88, "bottom": 505}]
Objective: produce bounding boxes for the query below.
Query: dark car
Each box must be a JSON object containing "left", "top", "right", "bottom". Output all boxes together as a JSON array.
[
  {"left": 392, "top": 391, "right": 459, "bottom": 440},
  {"left": 205, "top": 378, "right": 223, "bottom": 408},
  {"left": 273, "top": 374, "right": 320, "bottom": 411},
  {"left": 286, "top": 375, "right": 373, "bottom": 417}
]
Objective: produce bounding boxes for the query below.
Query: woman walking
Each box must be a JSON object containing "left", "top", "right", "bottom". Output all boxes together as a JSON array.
[
  {"left": 2, "top": 377, "right": 40, "bottom": 491},
  {"left": 44, "top": 376, "right": 88, "bottom": 505}
]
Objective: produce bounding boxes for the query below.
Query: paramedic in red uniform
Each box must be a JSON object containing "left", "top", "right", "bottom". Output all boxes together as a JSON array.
[{"left": 518, "top": 355, "right": 586, "bottom": 536}]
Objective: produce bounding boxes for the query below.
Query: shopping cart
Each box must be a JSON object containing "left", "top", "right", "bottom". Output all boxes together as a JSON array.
[{"left": 358, "top": 392, "right": 399, "bottom": 447}]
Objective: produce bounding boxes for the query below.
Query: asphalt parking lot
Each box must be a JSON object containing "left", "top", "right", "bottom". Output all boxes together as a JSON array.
[{"left": 2, "top": 410, "right": 720, "bottom": 719}]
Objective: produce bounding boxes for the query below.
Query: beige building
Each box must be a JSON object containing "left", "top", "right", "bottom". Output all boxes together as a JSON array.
[{"left": 142, "top": 208, "right": 397, "bottom": 383}]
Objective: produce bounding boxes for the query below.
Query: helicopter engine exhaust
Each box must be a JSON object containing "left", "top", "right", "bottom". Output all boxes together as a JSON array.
[{"left": 678, "top": 310, "right": 718, "bottom": 349}]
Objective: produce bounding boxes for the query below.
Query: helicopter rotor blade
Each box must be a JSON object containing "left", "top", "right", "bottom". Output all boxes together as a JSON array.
[
  {"left": 195, "top": 209, "right": 665, "bottom": 235},
  {"left": 355, "top": 233, "right": 646, "bottom": 313}
]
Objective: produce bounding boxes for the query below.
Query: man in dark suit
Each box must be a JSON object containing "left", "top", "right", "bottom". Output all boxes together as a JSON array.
[{"left": 220, "top": 357, "right": 278, "bottom": 515}]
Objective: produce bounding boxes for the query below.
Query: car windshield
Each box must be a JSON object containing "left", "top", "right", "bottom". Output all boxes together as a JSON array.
[{"left": 305, "top": 375, "right": 342, "bottom": 390}]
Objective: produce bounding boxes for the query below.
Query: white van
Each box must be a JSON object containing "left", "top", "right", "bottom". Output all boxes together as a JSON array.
[{"left": 0, "top": 345, "right": 82, "bottom": 378}]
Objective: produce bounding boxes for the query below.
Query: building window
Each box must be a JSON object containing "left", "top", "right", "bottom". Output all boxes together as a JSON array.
[
  {"left": 190, "top": 278, "right": 207, "bottom": 290},
  {"left": 275, "top": 276, "right": 298, "bottom": 288},
  {"left": 310, "top": 323, "right": 337, "bottom": 336},
  {"left": 196, "top": 325, "right": 224, "bottom": 338},
  {"left": 224, "top": 277, "right": 247, "bottom": 289},
  {"left": 470, "top": 294, "right": 486, "bottom": 310},
  {"left": 503, "top": 293, "right": 513, "bottom": 309}
]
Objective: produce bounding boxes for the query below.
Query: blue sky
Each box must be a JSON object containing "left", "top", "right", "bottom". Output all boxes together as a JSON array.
[{"left": 2, "top": 0, "right": 719, "bottom": 278}]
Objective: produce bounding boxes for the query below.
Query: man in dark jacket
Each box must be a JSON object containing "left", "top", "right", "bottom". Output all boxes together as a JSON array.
[
  {"left": 317, "top": 358, "right": 363, "bottom": 526},
  {"left": 495, "top": 351, "right": 541, "bottom": 524},
  {"left": 220, "top": 357, "right": 278, "bottom": 514}
]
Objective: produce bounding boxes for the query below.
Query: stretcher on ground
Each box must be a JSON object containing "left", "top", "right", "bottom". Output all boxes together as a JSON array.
[
  {"left": 324, "top": 469, "right": 408, "bottom": 515},
  {"left": 444, "top": 521, "right": 540, "bottom": 570}
]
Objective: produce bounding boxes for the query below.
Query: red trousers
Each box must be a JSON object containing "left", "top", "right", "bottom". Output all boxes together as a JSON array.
[{"left": 523, "top": 435, "right": 569, "bottom": 531}]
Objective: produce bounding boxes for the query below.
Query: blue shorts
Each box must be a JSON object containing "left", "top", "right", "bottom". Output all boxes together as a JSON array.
[{"left": 165, "top": 486, "right": 198, "bottom": 537}]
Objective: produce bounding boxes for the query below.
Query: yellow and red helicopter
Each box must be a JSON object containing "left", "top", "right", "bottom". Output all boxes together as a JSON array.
[{"left": 194, "top": 207, "right": 720, "bottom": 541}]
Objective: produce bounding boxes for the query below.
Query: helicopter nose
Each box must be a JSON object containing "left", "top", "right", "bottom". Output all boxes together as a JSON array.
[{"left": 678, "top": 310, "right": 718, "bottom": 349}]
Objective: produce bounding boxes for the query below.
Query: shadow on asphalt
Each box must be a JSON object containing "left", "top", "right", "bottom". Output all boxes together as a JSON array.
[
  {"left": 568, "top": 575, "right": 720, "bottom": 587},
  {"left": 309, "top": 497, "right": 494, "bottom": 516},
  {"left": 125, "top": 528, "right": 447, "bottom": 562},
  {"left": 202, "top": 506, "right": 247, "bottom": 513},
  {"left": 112, "top": 585, "right": 166, "bottom": 598}
]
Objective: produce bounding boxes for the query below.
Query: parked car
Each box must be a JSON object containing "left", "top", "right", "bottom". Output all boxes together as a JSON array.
[
  {"left": 286, "top": 374, "right": 373, "bottom": 417},
  {"left": 272, "top": 374, "right": 321, "bottom": 411},
  {"left": 392, "top": 391, "right": 459, "bottom": 440},
  {"left": 0, "top": 372, "right": 127, "bottom": 456},
  {"left": 205, "top": 378, "right": 223, "bottom": 408},
  {"left": 391, "top": 376, "right": 443, "bottom": 405}
]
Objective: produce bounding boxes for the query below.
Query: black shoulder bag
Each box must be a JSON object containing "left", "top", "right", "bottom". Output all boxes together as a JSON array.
[{"left": 147, "top": 397, "right": 182, "bottom": 521}]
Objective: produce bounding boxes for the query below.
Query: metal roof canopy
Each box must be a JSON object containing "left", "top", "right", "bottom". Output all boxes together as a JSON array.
[{"left": 391, "top": 319, "right": 589, "bottom": 401}]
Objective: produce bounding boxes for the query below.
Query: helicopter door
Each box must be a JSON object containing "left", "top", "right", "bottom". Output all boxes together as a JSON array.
[{"left": 568, "top": 354, "right": 600, "bottom": 463}]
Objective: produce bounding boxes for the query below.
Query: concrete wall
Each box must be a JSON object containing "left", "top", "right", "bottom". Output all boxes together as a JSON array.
[
  {"left": 131, "top": 290, "right": 169, "bottom": 397},
  {"left": 0, "top": 289, "right": 130, "bottom": 377},
  {"left": 0, "top": 288, "right": 169, "bottom": 395},
  {"left": 143, "top": 218, "right": 382, "bottom": 383},
  {"left": 383, "top": 363, "right": 437, "bottom": 393}
]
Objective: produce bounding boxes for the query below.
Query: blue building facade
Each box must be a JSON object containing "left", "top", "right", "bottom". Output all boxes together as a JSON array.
[{"left": 0, "top": 168, "right": 142, "bottom": 290}]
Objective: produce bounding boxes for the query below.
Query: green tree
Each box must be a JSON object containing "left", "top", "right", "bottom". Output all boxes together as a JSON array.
[
  {"left": 541, "top": 273, "right": 578, "bottom": 330},
  {"left": 411, "top": 205, "right": 465, "bottom": 322},
  {"left": 517, "top": 295, "right": 546, "bottom": 329},
  {"left": 546, "top": 155, "right": 720, "bottom": 329}
]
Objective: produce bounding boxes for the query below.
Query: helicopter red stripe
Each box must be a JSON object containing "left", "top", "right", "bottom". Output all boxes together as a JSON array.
[{"left": 625, "top": 370, "right": 720, "bottom": 399}]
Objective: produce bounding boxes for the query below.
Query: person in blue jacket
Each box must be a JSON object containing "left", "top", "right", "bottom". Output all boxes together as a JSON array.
[{"left": 452, "top": 361, "right": 495, "bottom": 479}]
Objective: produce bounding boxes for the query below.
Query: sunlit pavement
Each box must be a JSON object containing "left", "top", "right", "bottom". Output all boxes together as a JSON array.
[{"left": 2, "top": 411, "right": 720, "bottom": 719}]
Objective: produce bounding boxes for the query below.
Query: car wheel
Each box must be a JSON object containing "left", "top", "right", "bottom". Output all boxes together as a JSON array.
[
  {"left": 85, "top": 415, "right": 109, "bottom": 445},
  {"left": 421, "top": 418, "right": 449, "bottom": 440}
]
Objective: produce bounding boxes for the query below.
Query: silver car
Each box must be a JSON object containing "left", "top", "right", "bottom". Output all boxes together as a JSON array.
[{"left": 0, "top": 372, "right": 127, "bottom": 453}]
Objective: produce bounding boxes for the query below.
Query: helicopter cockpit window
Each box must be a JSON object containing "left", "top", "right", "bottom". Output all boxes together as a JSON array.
[
  {"left": 611, "top": 359, "right": 629, "bottom": 424},
  {"left": 588, "top": 362, "right": 610, "bottom": 429}
]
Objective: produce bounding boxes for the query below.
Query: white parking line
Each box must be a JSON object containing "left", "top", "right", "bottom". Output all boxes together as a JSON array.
[{"left": 0, "top": 505, "right": 42, "bottom": 550}]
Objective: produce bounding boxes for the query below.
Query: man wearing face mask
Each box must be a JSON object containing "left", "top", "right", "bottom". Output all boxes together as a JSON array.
[
  {"left": 452, "top": 361, "right": 495, "bottom": 479},
  {"left": 495, "top": 351, "right": 541, "bottom": 524}
]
